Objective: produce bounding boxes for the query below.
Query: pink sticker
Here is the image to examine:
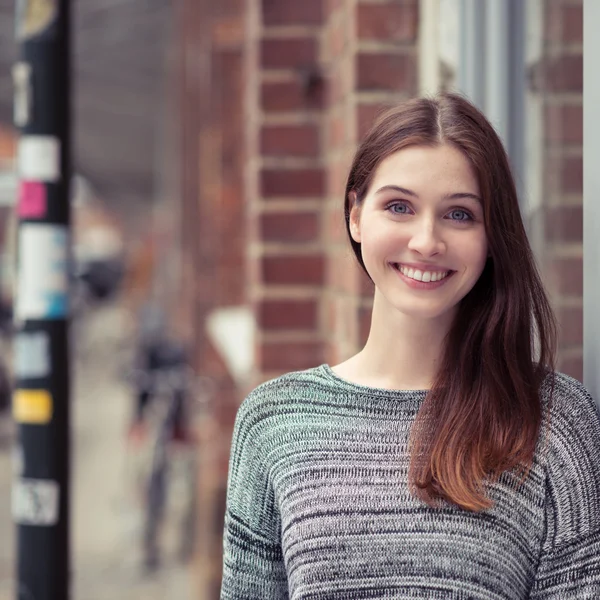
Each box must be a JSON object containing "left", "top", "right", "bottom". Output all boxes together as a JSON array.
[{"left": 18, "top": 181, "right": 47, "bottom": 218}]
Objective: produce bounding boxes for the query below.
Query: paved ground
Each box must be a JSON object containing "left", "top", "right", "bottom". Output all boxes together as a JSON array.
[{"left": 0, "top": 303, "right": 195, "bottom": 599}]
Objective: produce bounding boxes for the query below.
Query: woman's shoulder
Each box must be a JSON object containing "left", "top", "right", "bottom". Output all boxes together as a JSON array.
[
  {"left": 537, "top": 371, "right": 600, "bottom": 544},
  {"left": 540, "top": 370, "right": 599, "bottom": 426},
  {"left": 538, "top": 370, "right": 600, "bottom": 482},
  {"left": 233, "top": 365, "right": 331, "bottom": 428}
]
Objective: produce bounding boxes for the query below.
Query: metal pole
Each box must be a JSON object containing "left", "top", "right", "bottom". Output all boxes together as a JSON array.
[{"left": 12, "top": 1, "right": 71, "bottom": 598}]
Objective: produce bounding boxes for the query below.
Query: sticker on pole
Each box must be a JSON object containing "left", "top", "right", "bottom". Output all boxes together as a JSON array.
[
  {"left": 13, "top": 389, "right": 53, "bottom": 424},
  {"left": 16, "top": 0, "right": 58, "bottom": 41},
  {"left": 18, "top": 181, "right": 47, "bottom": 218},
  {"left": 12, "top": 62, "right": 32, "bottom": 127},
  {"left": 12, "top": 478, "right": 59, "bottom": 526},
  {"left": 16, "top": 224, "right": 68, "bottom": 320},
  {"left": 17, "top": 136, "right": 60, "bottom": 182},
  {"left": 14, "top": 331, "right": 51, "bottom": 378}
]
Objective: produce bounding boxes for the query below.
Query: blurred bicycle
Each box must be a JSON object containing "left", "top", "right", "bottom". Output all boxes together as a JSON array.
[{"left": 125, "top": 349, "right": 213, "bottom": 572}]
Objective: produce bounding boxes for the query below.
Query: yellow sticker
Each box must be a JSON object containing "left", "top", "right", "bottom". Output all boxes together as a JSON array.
[{"left": 13, "top": 390, "right": 53, "bottom": 424}]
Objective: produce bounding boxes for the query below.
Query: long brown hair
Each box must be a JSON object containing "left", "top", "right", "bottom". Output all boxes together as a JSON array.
[{"left": 344, "top": 93, "right": 557, "bottom": 511}]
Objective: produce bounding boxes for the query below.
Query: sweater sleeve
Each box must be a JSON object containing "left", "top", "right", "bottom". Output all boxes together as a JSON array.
[
  {"left": 530, "top": 375, "right": 600, "bottom": 599},
  {"left": 220, "top": 390, "right": 289, "bottom": 600}
]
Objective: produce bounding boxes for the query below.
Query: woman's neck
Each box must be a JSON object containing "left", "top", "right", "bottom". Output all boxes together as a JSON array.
[{"left": 333, "top": 290, "right": 454, "bottom": 391}]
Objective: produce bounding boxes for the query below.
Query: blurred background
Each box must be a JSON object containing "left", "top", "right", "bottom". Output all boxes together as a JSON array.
[{"left": 0, "top": 0, "right": 583, "bottom": 598}]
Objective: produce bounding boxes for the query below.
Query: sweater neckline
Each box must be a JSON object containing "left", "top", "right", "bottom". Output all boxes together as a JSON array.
[{"left": 318, "top": 364, "right": 430, "bottom": 400}]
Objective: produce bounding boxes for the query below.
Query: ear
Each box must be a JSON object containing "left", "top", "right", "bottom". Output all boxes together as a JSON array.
[{"left": 348, "top": 191, "right": 361, "bottom": 243}]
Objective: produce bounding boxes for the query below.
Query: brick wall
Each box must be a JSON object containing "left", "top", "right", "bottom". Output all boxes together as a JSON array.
[
  {"left": 248, "top": 0, "right": 327, "bottom": 384},
  {"left": 182, "top": 1, "right": 582, "bottom": 596},
  {"left": 187, "top": 1, "right": 420, "bottom": 595},
  {"left": 245, "top": 0, "right": 420, "bottom": 381},
  {"left": 540, "top": 0, "right": 583, "bottom": 380},
  {"left": 322, "top": 0, "right": 419, "bottom": 363}
]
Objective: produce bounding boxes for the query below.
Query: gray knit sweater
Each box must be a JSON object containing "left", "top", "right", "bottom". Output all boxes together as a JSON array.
[{"left": 221, "top": 365, "right": 600, "bottom": 599}]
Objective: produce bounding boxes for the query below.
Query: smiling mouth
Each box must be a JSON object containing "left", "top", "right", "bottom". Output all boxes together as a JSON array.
[{"left": 392, "top": 263, "right": 454, "bottom": 283}]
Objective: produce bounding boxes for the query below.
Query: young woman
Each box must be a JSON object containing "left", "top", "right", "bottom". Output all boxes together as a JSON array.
[{"left": 220, "top": 94, "right": 600, "bottom": 599}]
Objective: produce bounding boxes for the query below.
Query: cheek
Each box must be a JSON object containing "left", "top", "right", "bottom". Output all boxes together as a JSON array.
[
  {"left": 361, "top": 220, "right": 407, "bottom": 256},
  {"left": 461, "top": 233, "right": 488, "bottom": 274}
]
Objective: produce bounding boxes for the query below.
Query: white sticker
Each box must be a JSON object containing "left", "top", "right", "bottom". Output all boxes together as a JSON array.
[
  {"left": 16, "top": 224, "right": 68, "bottom": 320},
  {"left": 15, "top": 331, "right": 50, "bottom": 378},
  {"left": 17, "top": 136, "right": 60, "bottom": 182},
  {"left": 12, "top": 62, "right": 32, "bottom": 127},
  {"left": 12, "top": 478, "right": 59, "bottom": 526}
]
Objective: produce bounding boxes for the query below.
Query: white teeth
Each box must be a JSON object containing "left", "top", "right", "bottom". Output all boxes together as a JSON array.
[{"left": 397, "top": 264, "right": 450, "bottom": 283}]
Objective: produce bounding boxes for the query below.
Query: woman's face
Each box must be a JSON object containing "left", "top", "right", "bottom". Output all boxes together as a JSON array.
[{"left": 349, "top": 143, "right": 488, "bottom": 323}]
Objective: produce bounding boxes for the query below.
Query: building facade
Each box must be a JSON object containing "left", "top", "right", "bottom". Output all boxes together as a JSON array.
[{"left": 171, "top": 0, "right": 582, "bottom": 595}]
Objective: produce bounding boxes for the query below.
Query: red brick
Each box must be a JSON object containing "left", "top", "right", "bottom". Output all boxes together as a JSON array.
[
  {"left": 544, "top": 205, "right": 582, "bottom": 243},
  {"left": 261, "top": 38, "right": 317, "bottom": 70},
  {"left": 356, "top": 3, "right": 418, "bottom": 43},
  {"left": 545, "top": 4, "right": 582, "bottom": 44},
  {"left": 548, "top": 258, "right": 582, "bottom": 297},
  {"left": 545, "top": 104, "right": 583, "bottom": 145},
  {"left": 261, "top": 80, "right": 324, "bottom": 112},
  {"left": 261, "top": 168, "right": 325, "bottom": 197},
  {"left": 541, "top": 55, "right": 582, "bottom": 92},
  {"left": 558, "top": 306, "right": 583, "bottom": 348},
  {"left": 261, "top": 254, "right": 325, "bottom": 284},
  {"left": 258, "top": 298, "right": 318, "bottom": 330},
  {"left": 259, "top": 340, "right": 324, "bottom": 370},
  {"left": 261, "top": 124, "right": 320, "bottom": 157},
  {"left": 357, "top": 102, "right": 388, "bottom": 139},
  {"left": 324, "top": 296, "right": 336, "bottom": 334},
  {"left": 559, "top": 355, "right": 583, "bottom": 382},
  {"left": 357, "top": 52, "right": 416, "bottom": 92},
  {"left": 260, "top": 212, "right": 320, "bottom": 242},
  {"left": 213, "top": 17, "right": 245, "bottom": 47},
  {"left": 262, "top": 0, "right": 323, "bottom": 25}
]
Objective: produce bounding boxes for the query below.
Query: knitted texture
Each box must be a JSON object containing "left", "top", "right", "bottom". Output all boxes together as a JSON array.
[{"left": 221, "top": 365, "right": 600, "bottom": 599}]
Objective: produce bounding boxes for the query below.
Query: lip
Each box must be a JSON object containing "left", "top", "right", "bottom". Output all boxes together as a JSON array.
[{"left": 390, "top": 262, "right": 455, "bottom": 290}]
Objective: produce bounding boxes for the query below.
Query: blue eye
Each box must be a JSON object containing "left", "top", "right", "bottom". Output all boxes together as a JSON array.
[
  {"left": 388, "top": 202, "right": 411, "bottom": 215},
  {"left": 448, "top": 209, "right": 472, "bottom": 222}
]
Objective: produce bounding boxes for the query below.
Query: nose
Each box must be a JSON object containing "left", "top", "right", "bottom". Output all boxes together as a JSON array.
[{"left": 406, "top": 217, "right": 445, "bottom": 257}]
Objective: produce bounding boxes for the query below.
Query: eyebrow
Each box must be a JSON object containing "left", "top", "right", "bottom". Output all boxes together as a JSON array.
[{"left": 374, "top": 184, "right": 482, "bottom": 203}]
